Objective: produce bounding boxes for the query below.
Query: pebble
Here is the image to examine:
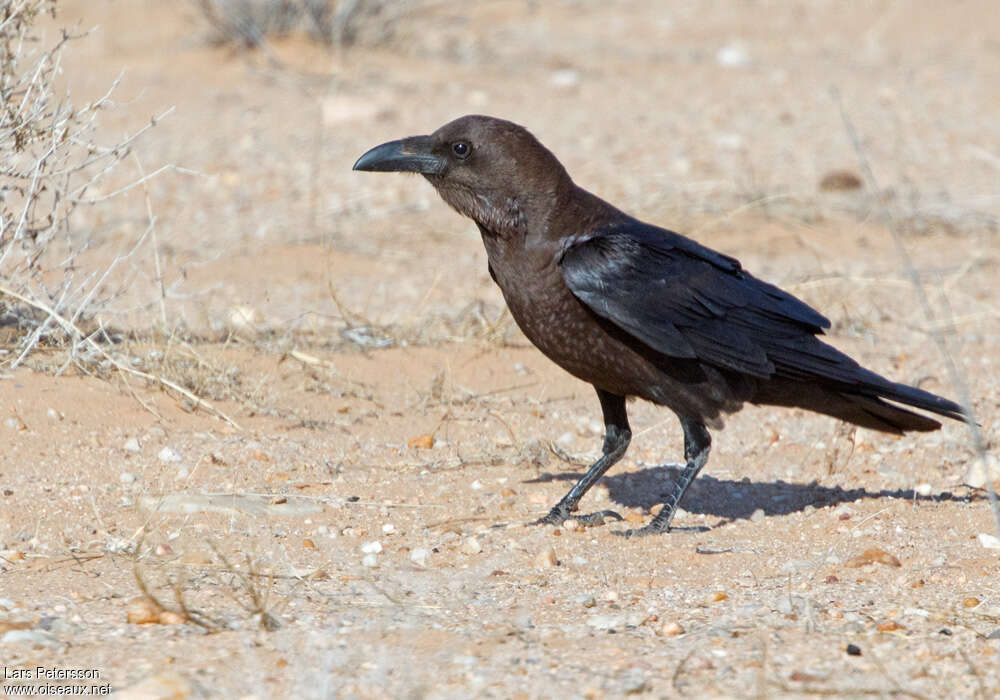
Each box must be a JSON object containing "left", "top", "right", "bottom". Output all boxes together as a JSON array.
[
  {"left": 748, "top": 508, "right": 766, "bottom": 523},
  {"left": 126, "top": 596, "right": 164, "bottom": 624},
  {"left": 462, "top": 537, "right": 483, "bottom": 555},
  {"left": 534, "top": 547, "right": 558, "bottom": 567},
  {"left": 660, "top": 621, "right": 684, "bottom": 636},
  {"left": 1, "top": 628, "right": 60, "bottom": 647},
  {"left": 716, "top": 43, "right": 750, "bottom": 67},
  {"left": 573, "top": 594, "right": 597, "bottom": 608},
  {"left": 120, "top": 472, "right": 138, "bottom": 484},
  {"left": 977, "top": 533, "right": 1000, "bottom": 550},
  {"left": 621, "top": 668, "right": 647, "bottom": 694},
  {"left": 113, "top": 672, "right": 193, "bottom": 700},
  {"left": 361, "top": 553, "right": 378, "bottom": 568},
  {"left": 157, "top": 446, "right": 182, "bottom": 463},
  {"left": 47, "top": 408, "right": 62, "bottom": 420},
  {"left": 381, "top": 523, "right": 395, "bottom": 534},
  {"left": 563, "top": 519, "right": 579, "bottom": 532},
  {"left": 586, "top": 613, "right": 626, "bottom": 631},
  {"left": 123, "top": 437, "right": 141, "bottom": 453},
  {"left": 914, "top": 482, "right": 933, "bottom": 497},
  {"left": 966, "top": 454, "right": 999, "bottom": 488},
  {"left": 360, "top": 541, "right": 382, "bottom": 554},
  {"left": 410, "top": 548, "right": 430, "bottom": 566},
  {"left": 550, "top": 69, "right": 581, "bottom": 88}
]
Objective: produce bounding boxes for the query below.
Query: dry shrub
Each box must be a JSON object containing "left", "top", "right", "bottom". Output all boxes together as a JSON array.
[
  {"left": 0, "top": 0, "right": 168, "bottom": 367},
  {"left": 192, "top": 0, "right": 406, "bottom": 48}
]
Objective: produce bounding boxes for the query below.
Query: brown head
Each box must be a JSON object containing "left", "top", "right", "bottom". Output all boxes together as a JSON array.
[{"left": 353, "top": 115, "right": 571, "bottom": 235}]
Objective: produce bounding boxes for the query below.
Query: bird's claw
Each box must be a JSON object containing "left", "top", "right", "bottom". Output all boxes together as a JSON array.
[
  {"left": 532, "top": 507, "right": 623, "bottom": 528},
  {"left": 612, "top": 522, "right": 672, "bottom": 538}
]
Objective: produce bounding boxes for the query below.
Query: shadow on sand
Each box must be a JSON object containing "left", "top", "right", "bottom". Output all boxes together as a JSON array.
[{"left": 525, "top": 464, "right": 976, "bottom": 526}]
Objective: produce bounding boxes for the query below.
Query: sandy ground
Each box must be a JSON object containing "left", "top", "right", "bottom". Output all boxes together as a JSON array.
[{"left": 2, "top": 1, "right": 999, "bottom": 697}]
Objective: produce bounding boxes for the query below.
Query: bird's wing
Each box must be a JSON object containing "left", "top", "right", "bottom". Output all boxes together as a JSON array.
[{"left": 559, "top": 221, "right": 858, "bottom": 381}]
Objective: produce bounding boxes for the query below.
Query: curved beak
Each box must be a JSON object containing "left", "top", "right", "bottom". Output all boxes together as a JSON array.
[{"left": 352, "top": 135, "right": 445, "bottom": 174}]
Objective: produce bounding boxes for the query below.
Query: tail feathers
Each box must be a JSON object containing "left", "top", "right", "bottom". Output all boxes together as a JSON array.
[
  {"left": 753, "top": 377, "right": 963, "bottom": 434},
  {"left": 873, "top": 378, "right": 965, "bottom": 422},
  {"left": 836, "top": 393, "right": 942, "bottom": 434}
]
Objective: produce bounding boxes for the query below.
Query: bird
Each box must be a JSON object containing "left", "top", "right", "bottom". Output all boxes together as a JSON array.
[{"left": 353, "top": 114, "right": 965, "bottom": 537}]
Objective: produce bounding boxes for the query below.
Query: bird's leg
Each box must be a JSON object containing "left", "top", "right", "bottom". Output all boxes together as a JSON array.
[
  {"left": 533, "top": 389, "right": 630, "bottom": 528},
  {"left": 620, "top": 418, "right": 711, "bottom": 537}
]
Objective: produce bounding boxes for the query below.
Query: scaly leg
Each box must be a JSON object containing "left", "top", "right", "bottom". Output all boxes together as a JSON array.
[
  {"left": 534, "top": 389, "right": 630, "bottom": 528},
  {"left": 619, "top": 417, "right": 711, "bottom": 537}
]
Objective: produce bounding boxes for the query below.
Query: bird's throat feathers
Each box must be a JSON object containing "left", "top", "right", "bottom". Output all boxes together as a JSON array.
[{"left": 430, "top": 180, "right": 530, "bottom": 239}]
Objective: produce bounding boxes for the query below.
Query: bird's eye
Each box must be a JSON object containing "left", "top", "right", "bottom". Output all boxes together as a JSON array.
[{"left": 451, "top": 141, "right": 471, "bottom": 159}]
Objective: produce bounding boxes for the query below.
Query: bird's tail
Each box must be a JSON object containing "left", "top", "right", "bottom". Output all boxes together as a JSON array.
[{"left": 755, "top": 374, "right": 965, "bottom": 435}]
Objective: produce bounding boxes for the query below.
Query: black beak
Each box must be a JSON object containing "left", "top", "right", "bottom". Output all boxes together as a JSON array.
[{"left": 352, "top": 135, "right": 445, "bottom": 174}]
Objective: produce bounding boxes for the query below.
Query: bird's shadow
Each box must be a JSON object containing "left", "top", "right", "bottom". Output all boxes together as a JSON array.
[{"left": 526, "top": 464, "right": 977, "bottom": 525}]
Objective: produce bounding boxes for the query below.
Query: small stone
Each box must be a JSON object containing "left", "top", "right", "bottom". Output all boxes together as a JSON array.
[
  {"left": 534, "top": 547, "right": 558, "bottom": 568},
  {"left": 621, "top": 668, "right": 647, "bottom": 694},
  {"left": 604, "top": 590, "right": 619, "bottom": 602},
  {"left": 977, "top": 533, "right": 1000, "bottom": 550},
  {"left": 1, "top": 628, "right": 60, "bottom": 647},
  {"left": 963, "top": 597, "right": 981, "bottom": 608},
  {"left": 462, "top": 537, "right": 483, "bottom": 555},
  {"left": 587, "top": 613, "right": 626, "bottom": 631},
  {"left": 302, "top": 539, "right": 316, "bottom": 549},
  {"left": 126, "top": 596, "right": 164, "bottom": 624},
  {"left": 361, "top": 553, "right": 378, "bottom": 568},
  {"left": 158, "top": 610, "right": 187, "bottom": 625},
  {"left": 709, "top": 591, "right": 727, "bottom": 603},
  {"left": 563, "top": 518, "right": 579, "bottom": 532},
  {"left": 153, "top": 543, "right": 173, "bottom": 557},
  {"left": 819, "top": 169, "right": 863, "bottom": 191},
  {"left": 550, "top": 69, "right": 581, "bottom": 88},
  {"left": 382, "top": 523, "right": 395, "bottom": 534},
  {"left": 408, "top": 434, "right": 434, "bottom": 449},
  {"left": 47, "top": 408, "right": 62, "bottom": 421},
  {"left": 844, "top": 547, "right": 901, "bottom": 568},
  {"left": 876, "top": 620, "right": 904, "bottom": 632},
  {"left": 120, "top": 472, "right": 138, "bottom": 484},
  {"left": 123, "top": 437, "right": 141, "bottom": 453},
  {"left": 157, "top": 446, "right": 182, "bottom": 463},
  {"left": 965, "top": 454, "right": 999, "bottom": 489},
  {"left": 113, "top": 672, "right": 193, "bottom": 700},
  {"left": 660, "top": 621, "right": 685, "bottom": 636},
  {"left": 845, "top": 643, "right": 862, "bottom": 656},
  {"left": 716, "top": 43, "right": 750, "bottom": 67},
  {"left": 914, "top": 483, "right": 933, "bottom": 497},
  {"left": 410, "top": 548, "right": 430, "bottom": 566},
  {"left": 574, "top": 595, "right": 597, "bottom": 608},
  {"left": 360, "top": 541, "right": 382, "bottom": 554}
]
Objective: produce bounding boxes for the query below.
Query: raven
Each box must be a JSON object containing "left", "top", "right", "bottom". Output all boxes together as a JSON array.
[{"left": 354, "top": 115, "right": 964, "bottom": 536}]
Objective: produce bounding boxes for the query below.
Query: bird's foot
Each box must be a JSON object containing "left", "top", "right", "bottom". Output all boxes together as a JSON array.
[
  {"left": 611, "top": 506, "right": 677, "bottom": 538},
  {"left": 532, "top": 506, "right": 623, "bottom": 528}
]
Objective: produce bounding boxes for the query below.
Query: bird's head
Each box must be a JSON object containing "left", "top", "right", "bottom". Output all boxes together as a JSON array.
[{"left": 353, "top": 115, "right": 569, "bottom": 234}]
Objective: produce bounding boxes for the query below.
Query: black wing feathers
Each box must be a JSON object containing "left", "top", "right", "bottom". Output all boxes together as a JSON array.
[{"left": 560, "top": 220, "right": 965, "bottom": 421}]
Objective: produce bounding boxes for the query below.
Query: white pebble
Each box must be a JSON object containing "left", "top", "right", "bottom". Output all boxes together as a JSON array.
[
  {"left": 716, "top": 44, "right": 750, "bottom": 67},
  {"left": 915, "top": 483, "right": 933, "bottom": 496},
  {"left": 410, "top": 548, "right": 430, "bottom": 566},
  {"left": 157, "top": 446, "right": 182, "bottom": 463},
  {"left": 120, "top": 472, "right": 137, "bottom": 485},
  {"left": 462, "top": 537, "right": 483, "bottom": 555},
  {"left": 360, "top": 541, "right": 382, "bottom": 554},
  {"left": 123, "top": 438, "right": 141, "bottom": 453},
  {"left": 47, "top": 408, "right": 62, "bottom": 421},
  {"left": 382, "top": 523, "right": 395, "bottom": 534},
  {"left": 470, "top": 480, "right": 483, "bottom": 491},
  {"left": 361, "top": 553, "right": 378, "bottom": 567},
  {"left": 977, "top": 533, "right": 1000, "bottom": 550}
]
